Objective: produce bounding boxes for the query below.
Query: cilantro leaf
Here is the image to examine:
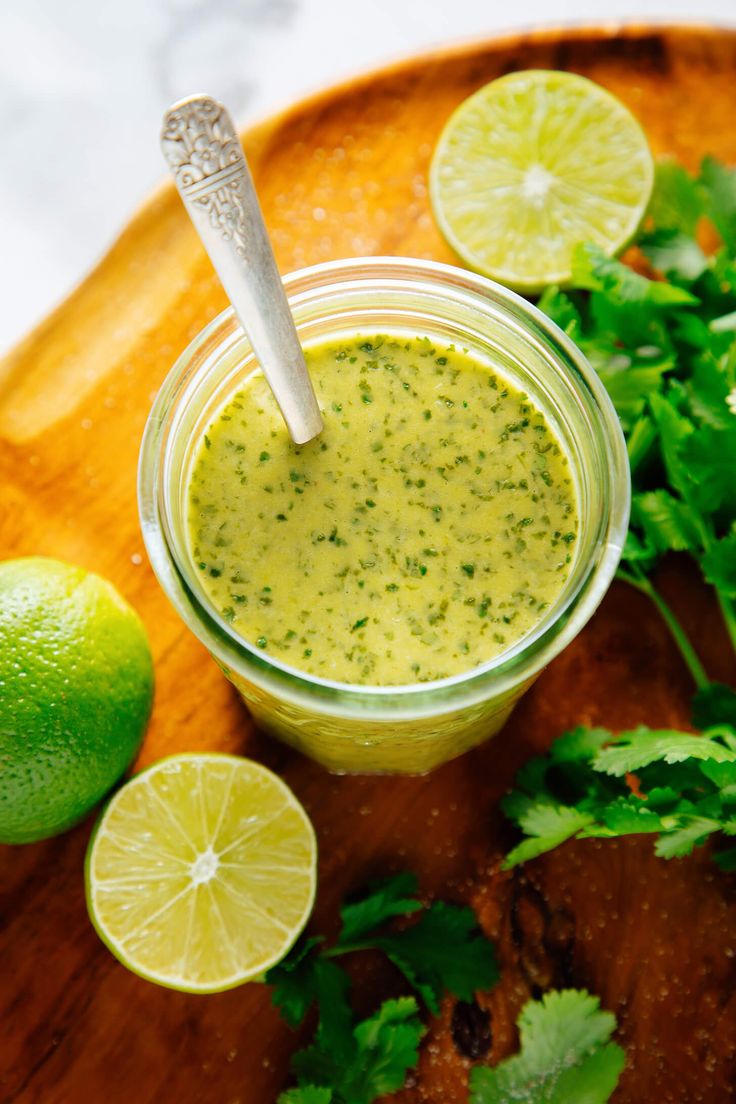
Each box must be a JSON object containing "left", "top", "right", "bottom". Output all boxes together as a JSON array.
[
  {"left": 548, "top": 725, "right": 612, "bottom": 762},
  {"left": 586, "top": 295, "right": 674, "bottom": 365},
  {"left": 632, "top": 489, "right": 701, "bottom": 553},
  {"left": 537, "top": 286, "right": 582, "bottom": 338},
  {"left": 502, "top": 728, "right": 616, "bottom": 868},
  {"left": 700, "top": 155, "right": 736, "bottom": 251},
  {"left": 310, "top": 960, "right": 355, "bottom": 1063},
  {"left": 674, "top": 310, "right": 714, "bottom": 350},
  {"left": 647, "top": 157, "right": 704, "bottom": 235},
  {"left": 278, "top": 1088, "right": 333, "bottom": 1104},
  {"left": 593, "top": 726, "right": 736, "bottom": 776},
  {"left": 352, "top": 997, "right": 425, "bottom": 1090},
  {"left": 700, "top": 757, "right": 736, "bottom": 790},
  {"left": 288, "top": 997, "right": 424, "bottom": 1104},
  {"left": 503, "top": 803, "right": 595, "bottom": 868},
  {"left": 597, "top": 349, "right": 673, "bottom": 424},
  {"left": 333, "top": 875, "right": 497, "bottom": 1014},
  {"left": 640, "top": 228, "right": 708, "bottom": 282},
  {"left": 701, "top": 528, "right": 736, "bottom": 598},
  {"left": 571, "top": 242, "right": 698, "bottom": 307},
  {"left": 367, "top": 902, "right": 499, "bottom": 1014},
  {"left": 591, "top": 797, "right": 666, "bottom": 837},
  {"left": 654, "top": 816, "right": 723, "bottom": 858},
  {"left": 647, "top": 391, "right": 696, "bottom": 501},
  {"left": 680, "top": 424, "right": 736, "bottom": 512},
  {"left": 620, "top": 529, "right": 657, "bottom": 573},
  {"left": 626, "top": 414, "right": 658, "bottom": 473},
  {"left": 503, "top": 723, "right": 736, "bottom": 869},
  {"left": 267, "top": 942, "right": 354, "bottom": 1062},
  {"left": 337, "top": 873, "right": 422, "bottom": 945},
  {"left": 469, "top": 989, "right": 625, "bottom": 1104},
  {"left": 683, "top": 350, "right": 735, "bottom": 430},
  {"left": 267, "top": 939, "right": 324, "bottom": 1028}
]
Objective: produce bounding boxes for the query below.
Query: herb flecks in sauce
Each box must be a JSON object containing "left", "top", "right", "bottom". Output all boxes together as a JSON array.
[{"left": 188, "top": 336, "right": 577, "bottom": 684}]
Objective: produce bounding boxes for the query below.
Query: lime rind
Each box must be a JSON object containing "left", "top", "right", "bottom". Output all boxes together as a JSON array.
[
  {"left": 430, "top": 69, "right": 654, "bottom": 292},
  {"left": 0, "top": 557, "right": 153, "bottom": 844},
  {"left": 85, "top": 752, "right": 317, "bottom": 993}
]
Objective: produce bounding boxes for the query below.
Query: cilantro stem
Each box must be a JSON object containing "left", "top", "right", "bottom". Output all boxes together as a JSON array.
[
  {"left": 616, "top": 567, "right": 709, "bottom": 689},
  {"left": 716, "top": 590, "right": 736, "bottom": 656},
  {"left": 322, "top": 942, "right": 374, "bottom": 958},
  {"left": 698, "top": 521, "right": 736, "bottom": 659},
  {"left": 705, "top": 724, "right": 736, "bottom": 750}
]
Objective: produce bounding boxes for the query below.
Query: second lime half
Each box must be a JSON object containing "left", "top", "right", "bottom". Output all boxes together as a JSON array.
[{"left": 430, "top": 69, "right": 654, "bottom": 292}]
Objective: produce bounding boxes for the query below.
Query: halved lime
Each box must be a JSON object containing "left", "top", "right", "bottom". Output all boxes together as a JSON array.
[
  {"left": 430, "top": 70, "right": 654, "bottom": 292},
  {"left": 86, "top": 753, "right": 317, "bottom": 992}
]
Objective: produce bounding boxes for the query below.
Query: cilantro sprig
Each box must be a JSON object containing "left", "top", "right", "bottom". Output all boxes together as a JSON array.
[
  {"left": 502, "top": 724, "right": 736, "bottom": 870},
  {"left": 267, "top": 873, "right": 498, "bottom": 1103},
  {"left": 268, "top": 878, "right": 626, "bottom": 1103},
  {"left": 504, "top": 155, "right": 736, "bottom": 872},
  {"left": 283, "top": 998, "right": 425, "bottom": 1104},
  {"left": 469, "top": 989, "right": 625, "bottom": 1104},
  {"left": 539, "top": 156, "right": 736, "bottom": 692}
]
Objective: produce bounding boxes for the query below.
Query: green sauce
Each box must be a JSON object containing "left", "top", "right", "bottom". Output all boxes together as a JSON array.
[{"left": 187, "top": 334, "right": 577, "bottom": 685}]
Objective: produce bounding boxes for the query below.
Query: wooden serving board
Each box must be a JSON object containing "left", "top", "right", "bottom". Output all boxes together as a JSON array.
[{"left": 3, "top": 24, "right": 736, "bottom": 1103}]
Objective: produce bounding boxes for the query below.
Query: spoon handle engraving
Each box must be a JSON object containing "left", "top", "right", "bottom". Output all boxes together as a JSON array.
[{"left": 161, "top": 94, "right": 323, "bottom": 445}]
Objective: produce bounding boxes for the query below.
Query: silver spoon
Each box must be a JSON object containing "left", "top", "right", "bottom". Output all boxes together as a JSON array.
[{"left": 160, "top": 94, "right": 323, "bottom": 445}]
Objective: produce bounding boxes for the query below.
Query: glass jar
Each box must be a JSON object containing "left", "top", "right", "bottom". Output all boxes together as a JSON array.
[{"left": 139, "top": 257, "right": 629, "bottom": 774}]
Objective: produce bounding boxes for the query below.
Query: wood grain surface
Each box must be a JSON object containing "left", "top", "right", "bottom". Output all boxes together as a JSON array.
[{"left": 2, "top": 24, "right": 736, "bottom": 1103}]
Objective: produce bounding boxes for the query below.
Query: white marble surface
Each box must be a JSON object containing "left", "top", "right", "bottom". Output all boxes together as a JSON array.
[{"left": 2, "top": 0, "right": 736, "bottom": 353}]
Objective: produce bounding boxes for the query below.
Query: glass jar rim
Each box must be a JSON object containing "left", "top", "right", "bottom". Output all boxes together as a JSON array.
[{"left": 139, "top": 255, "right": 630, "bottom": 717}]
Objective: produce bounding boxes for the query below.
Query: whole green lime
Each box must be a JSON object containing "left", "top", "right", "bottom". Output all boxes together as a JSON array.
[{"left": 0, "top": 557, "right": 154, "bottom": 844}]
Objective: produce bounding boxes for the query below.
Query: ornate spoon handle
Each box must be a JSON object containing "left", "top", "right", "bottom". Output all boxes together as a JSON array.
[{"left": 161, "top": 94, "right": 323, "bottom": 445}]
